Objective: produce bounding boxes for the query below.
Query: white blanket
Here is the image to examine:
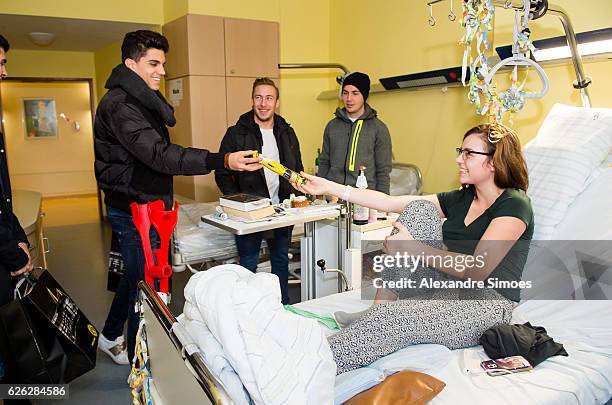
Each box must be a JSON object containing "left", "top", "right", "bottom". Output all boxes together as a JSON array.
[{"left": 183, "top": 264, "right": 336, "bottom": 405}]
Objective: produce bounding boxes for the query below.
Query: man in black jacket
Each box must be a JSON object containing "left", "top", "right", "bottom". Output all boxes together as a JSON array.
[
  {"left": 0, "top": 35, "right": 33, "bottom": 402},
  {"left": 0, "top": 34, "right": 33, "bottom": 307},
  {"left": 215, "top": 78, "right": 303, "bottom": 304},
  {"left": 94, "top": 30, "right": 261, "bottom": 364}
]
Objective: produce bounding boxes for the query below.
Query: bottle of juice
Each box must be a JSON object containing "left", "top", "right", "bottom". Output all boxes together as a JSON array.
[{"left": 261, "top": 159, "right": 306, "bottom": 186}]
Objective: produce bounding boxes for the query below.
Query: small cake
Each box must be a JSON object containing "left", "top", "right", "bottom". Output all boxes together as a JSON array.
[{"left": 291, "top": 196, "right": 309, "bottom": 208}]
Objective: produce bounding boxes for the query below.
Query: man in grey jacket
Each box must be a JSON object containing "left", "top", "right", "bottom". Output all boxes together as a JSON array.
[{"left": 318, "top": 72, "right": 392, "bottom": 194}]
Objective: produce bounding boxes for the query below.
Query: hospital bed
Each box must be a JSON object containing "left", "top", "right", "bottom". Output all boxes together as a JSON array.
[
  {"left": 138, "top": 104, "right": 612, "bottom": 404},
  {"left": 173, "top": 202, "right": 303, "bottom": 278}
]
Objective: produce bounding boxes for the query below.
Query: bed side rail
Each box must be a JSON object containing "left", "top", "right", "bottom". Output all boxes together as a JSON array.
[{"left": 138, "top": 281, "right": 234, "bottom": 405}]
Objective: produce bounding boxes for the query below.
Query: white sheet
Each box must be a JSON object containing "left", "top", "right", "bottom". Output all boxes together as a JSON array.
[
  {"left": 183, "top": 265, "right": 336, "bottom": 405},
  {"left": 295, "top": 292, "right": 612, "bottom": 405}
]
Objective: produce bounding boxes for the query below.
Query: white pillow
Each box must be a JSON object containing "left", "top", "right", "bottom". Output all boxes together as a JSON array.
[
  {"left": 524, "top": 103, "right": 612, "bottom": 240},
  {"left": 334, "top": 368, "right": 384, "bottom": 405}
]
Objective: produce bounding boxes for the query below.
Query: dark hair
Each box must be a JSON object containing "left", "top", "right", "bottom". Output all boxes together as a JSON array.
[
  {"left": 463, "top": 123, "right": 529, "bottom": 192},
  {"left": 121, "top": 30, "right": 169, "bottom": 62},
  {"left": 252, "top": 77, "right": 279, "bottom": 98},
  {"left": 0, "top": 34, "right": 10, "bottom": 52}
]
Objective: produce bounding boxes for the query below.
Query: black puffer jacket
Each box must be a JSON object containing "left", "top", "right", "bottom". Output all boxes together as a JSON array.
[
  {"left": 94, "top": 64, "right": 224, "bottom": 212},
  {"left": 215, "top": 111, "right": 303, "bottom": 201},
  {"left": 0, "top": 131, "right": 29, "bottom": 273}
]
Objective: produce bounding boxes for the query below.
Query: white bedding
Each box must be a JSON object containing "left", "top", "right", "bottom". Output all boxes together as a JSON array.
[
  {"left": 295, "top": 292, "right": 612, "bottom": 405},
  {"left": 183, "top": 265, "right": 336, "bottom": 405}
]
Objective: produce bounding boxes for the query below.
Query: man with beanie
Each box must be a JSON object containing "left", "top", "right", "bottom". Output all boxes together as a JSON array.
[
  {"left": 318, "top": 71, "right": 392, "bottom": 194},
  {"left": 94, "top": 30, "right": 261, "bottom": 365}
]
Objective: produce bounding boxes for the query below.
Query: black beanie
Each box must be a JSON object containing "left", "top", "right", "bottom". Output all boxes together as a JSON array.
[{"left": 342, "top": 72, "right": 370, "bottom": 100}]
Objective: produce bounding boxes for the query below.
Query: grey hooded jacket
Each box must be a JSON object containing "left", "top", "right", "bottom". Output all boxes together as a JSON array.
[{"left": 318, "top": 104, "right": 392, "bottom": 193}]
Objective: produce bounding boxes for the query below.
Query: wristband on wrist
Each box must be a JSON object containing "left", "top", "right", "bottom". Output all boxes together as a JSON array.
[
  {"left": 341, "top": 185, "right": 352, "bottom": 202},
  {"left": 223, "top": 153, "right": 230, "bottom": 170}
]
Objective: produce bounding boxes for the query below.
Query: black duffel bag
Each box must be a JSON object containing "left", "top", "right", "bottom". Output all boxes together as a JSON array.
[{"left": 0, "top": 268, "right": 98, "bottom": 383}]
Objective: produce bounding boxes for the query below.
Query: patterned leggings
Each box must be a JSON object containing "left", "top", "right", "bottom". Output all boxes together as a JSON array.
[{"left": 328, "top": 200, "right": 514, "bottom": 375}]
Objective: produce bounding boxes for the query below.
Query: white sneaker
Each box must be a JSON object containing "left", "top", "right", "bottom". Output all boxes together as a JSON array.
[{"left": 98, "top": 334, "right": 129, "bottom": 365}]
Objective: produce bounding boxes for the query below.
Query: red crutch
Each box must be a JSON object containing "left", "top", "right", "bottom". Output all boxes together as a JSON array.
[{"left": 130, "top": 200, "right": 178, "bottom": 302}]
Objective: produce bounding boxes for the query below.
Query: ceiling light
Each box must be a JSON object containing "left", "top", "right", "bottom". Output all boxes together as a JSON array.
[{"left": 28, "top": 32, "right": 55, "bottom": 46}]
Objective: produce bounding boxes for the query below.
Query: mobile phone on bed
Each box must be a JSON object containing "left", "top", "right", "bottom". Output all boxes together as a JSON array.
[{"left": 480, "top": 355, "right": 533, "bottom": 376}]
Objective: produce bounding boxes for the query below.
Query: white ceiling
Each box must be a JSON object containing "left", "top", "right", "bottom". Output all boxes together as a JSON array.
[{"left": 0, "top": 14, "right": 157, "bottom": 52}]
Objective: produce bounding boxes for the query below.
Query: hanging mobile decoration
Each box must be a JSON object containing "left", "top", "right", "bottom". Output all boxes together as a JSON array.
[
  {"left": 459, "top": 0, "right": 541, "bottom": 124},
  {"left": 459, "top": 0, "right": 496, "bottom": 118}
]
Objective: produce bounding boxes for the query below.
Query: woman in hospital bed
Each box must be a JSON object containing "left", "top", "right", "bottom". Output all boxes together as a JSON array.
[{"left": 295, "top": 122, "right": 534, "bottom": 374}]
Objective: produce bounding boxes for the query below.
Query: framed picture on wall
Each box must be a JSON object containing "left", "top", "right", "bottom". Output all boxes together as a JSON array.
[{"left": 23, "top": 98, "right": 58, "bottom": 139}]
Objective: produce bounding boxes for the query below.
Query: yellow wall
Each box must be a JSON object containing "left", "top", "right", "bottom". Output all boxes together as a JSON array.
[
  {"left": 93, "top": 40, "right": 123, "bottom": 102},
  {"left": 329, "top": 0, "right": 612, "bottom": 193},
  {"left": 6, "top": 50, "right": 95, "bottom": 80},
  {"left": 278, "top": 0, "right": 333, "bottom": 173},
  {"left": 0, "top": 0, "right": 163, "bottom": 24},
  {"left": 184, "top": 0, "right": 280, "bottom": 23},
  {"left": 0, "top": 81, "right": 96, "bottom": 196},
  {"left": 164, "top": 0, "right": 189, "bottom": 25}
]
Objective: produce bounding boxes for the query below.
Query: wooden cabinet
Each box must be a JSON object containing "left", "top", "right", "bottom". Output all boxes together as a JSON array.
[
  {"left": 224, "top": 18, "right": 279, "bottom": 78},
  {"left": 163, "top": 14, "right": 225, "bottom": 79},
  {"left": 163, "top": 15, "right": 279, "bottom": 202},
  {"left": 167, "top": 74, "right": 229, "bottom": 202}
]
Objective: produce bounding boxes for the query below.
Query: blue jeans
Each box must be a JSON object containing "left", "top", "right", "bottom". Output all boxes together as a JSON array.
[
  {"left": 102, "top": 206, "right": 158, "bottom": 361},
  {"left": 234, "top": 226, "right": 292, "bottom": 304}
]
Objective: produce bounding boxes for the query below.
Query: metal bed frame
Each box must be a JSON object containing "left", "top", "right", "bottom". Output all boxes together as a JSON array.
[{"left": 138, "top": 281, "right": 232, "bottom": 405}]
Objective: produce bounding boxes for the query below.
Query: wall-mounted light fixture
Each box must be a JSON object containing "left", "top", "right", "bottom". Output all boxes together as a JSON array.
[
  {"left": 59, "top": 112, "right": 81, "bottom": 132},
  {"left": 496, "top": 27, "right": 612, "bottom": 62}
]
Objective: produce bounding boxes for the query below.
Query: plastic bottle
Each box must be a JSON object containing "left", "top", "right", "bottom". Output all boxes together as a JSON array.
[
  {"left": 315, "top": 148, "right": 321, "bottom": 176},
  {"left": 261, "top": 159, "right": 306, "bottom": 186},
  {"left": 353, "top": 166, "right": 369, "bottom": 225}
]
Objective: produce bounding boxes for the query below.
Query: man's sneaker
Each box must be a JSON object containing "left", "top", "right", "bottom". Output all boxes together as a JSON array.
[{"left": 98, "top": 334, "right": 129, "bottom": 365}]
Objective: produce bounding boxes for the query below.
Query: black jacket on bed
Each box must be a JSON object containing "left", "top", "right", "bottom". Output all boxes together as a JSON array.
[
  {"left": 94, "top": 64, "right": 225, "bottom": 212},
  {"left": 479, "top": 322, "right": 568, "bottom": 367}
]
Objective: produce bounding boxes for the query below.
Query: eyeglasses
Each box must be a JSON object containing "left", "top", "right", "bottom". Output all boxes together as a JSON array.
[{"left": 456, "top": 147, "right": 493, "bottom": 160}]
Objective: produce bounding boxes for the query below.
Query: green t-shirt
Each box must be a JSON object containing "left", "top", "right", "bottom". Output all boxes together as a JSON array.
[{"left": 436, "top": 187, "right": 534, "bottom": 301}]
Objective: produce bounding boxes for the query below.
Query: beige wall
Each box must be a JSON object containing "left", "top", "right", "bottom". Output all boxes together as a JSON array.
[{"left": 0, "top": 81, "right": 96, "bottom": 196}]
